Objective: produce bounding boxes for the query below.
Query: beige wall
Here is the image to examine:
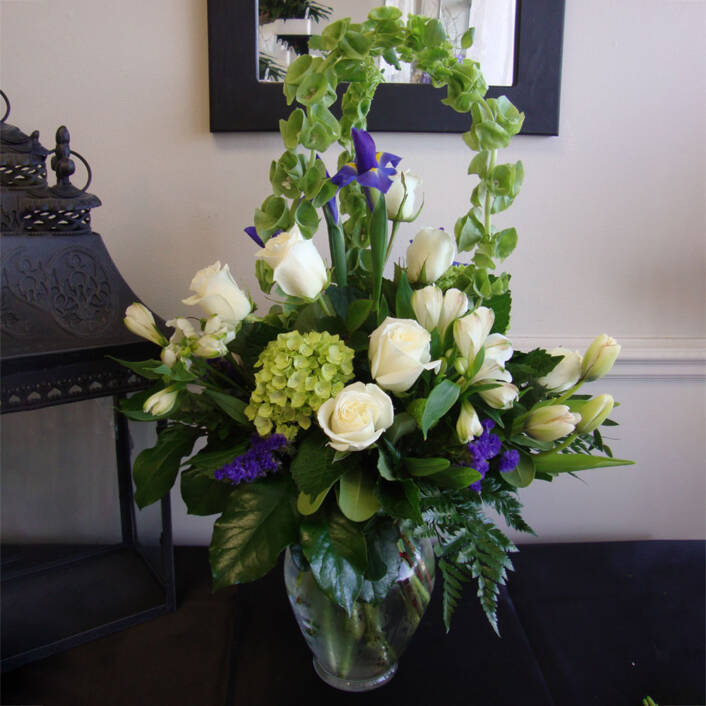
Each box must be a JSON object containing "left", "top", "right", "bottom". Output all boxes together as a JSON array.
[{"left": 2, "top": 0, "right": 704, "bottom": 545}]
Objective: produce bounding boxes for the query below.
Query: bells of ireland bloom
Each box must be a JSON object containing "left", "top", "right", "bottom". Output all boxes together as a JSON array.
[
  {"left": 581, "top": 334, "right": 621, "bottom": 381},
  {"left": 182, "top": 261, "right": 251, "bottom": 326},
  {"left": 124, "top": 303, "right": 166, "bottom": 346},
  {"left": 255, "top": 225, "right": 328, "bottom": 300},
  {"left": 525, "top": 405, "right": 581, "bottom": 442},
  {"left": 537, "top": 347, "right": 582, "bottom": 393},
  {"left": 369, "top": 317, "right": 441, "bottom": 393},
  {"left": 317, "top": 382, "right": 394, "bottom": 452},
  {"left": 406, "top": 227, "right": 456, "bottom": 284},
  {"left": 576, "top": 394, "right": 614, "bottom": 433},
  {"left": 385, "top": 170, "right": 421, "bottom": 220}
]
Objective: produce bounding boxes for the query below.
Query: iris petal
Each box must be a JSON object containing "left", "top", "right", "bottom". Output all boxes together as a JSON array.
[
  {"left": 330, "top": 164, "right": 358, "bottom": 188},
  {"left": 378, "top": 151, "right": 402, "bottom": 168},
  {"left": 245, "top": 226, "right": 265, "bottom": 248},
  {"left": 352, "top": 128, "right": 379, "bottom": 173},
  {"left": 357, "top": 169, "right": 394, "bottom": 193}
]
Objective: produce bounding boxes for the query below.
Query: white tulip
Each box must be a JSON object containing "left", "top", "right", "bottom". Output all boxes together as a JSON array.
[
  {"left": 143, "top": 385, "right": 180, "bottom": 416},
  {"left": 182, "top": 262, "right": 251, "bottom": 326},
  {"left": 124, "top": 303, "right": 165, "bottom": 346},
  {"left": 453, "top": 307, "right": 495, "bottom": 361},
  {"left": 479, "top": 382, "right": 519, "bottom": 410},
  {"left": 581, "top": 334, "right": 621, "bottom": 381},
  {"left": 576, "top": 394, "right": 614, "bottom": 433},
  {"left": 406, "top": 227, "right": 457, "bottom": 284},
  {"left": 525, "top": 404, "right": 581, "bottom": 441},
  {"left": 317, "top": 382, "right": 394, "bottom": 452},
  {"left": 538, "top": 347, "right": 583, "bottom": 393},
  {"left": 385, "top": 170, "right": 421, "bottom": 220},
  {"left": 456, "top": 401, "right": 483, "bottom": 443},
  {"left": 254, "top": 225, "right": 328, "bottom": 300},
  {"left": 411, "top": 285, "right": 443, "bottom": 332},
  {"left": 369, "top": 317, "right": 441, "bottom": 393},
  {"left": 437, "top": 288, "right": 468, "bottom": 338}
]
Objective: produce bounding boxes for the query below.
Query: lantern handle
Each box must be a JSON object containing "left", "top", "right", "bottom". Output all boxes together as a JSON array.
[
  {"left": 0, "top": 90, "right": 9, "bottom": 123},
  {"left": 68, "top": 149, "right": 93, "bottom": 193}
]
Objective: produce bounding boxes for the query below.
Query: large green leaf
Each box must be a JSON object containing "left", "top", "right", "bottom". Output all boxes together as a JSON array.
[
  {"left": 300, "top": 508, "right": 367, "bottom": 614},
  {"left": 533, "top": 454, "right": 634, "bottom": 475},
  {"left": 359, "top": 520, "right": 403, "bottom": 603},
  {"left": 202, "top": 389, "right": 249, "bottom": 425},
  {"left": 405, "top": 456, "right": 450, "bottom": 476},
  {"left": 180, "top": 468, "right": 233, "bottom": 516},
  {"left": 338, "top": 466, "right": 380, "bottom": 522},
  {"left": 429, "top": 465, "right": 482, "bottom": 489},
  {"left": 375, "top": 479, "right": 422, "bottom": 523},
  {"left": 501, "top": 453, "right": 535, "bottom": 488},
  {"left": 421, "top": 380, "right": 460, "bottom": 438},
  {"left": 209, "top": 474, "right": 299, "bottom": 588},
  {"left": 289, "top": 430, "right": 339, "bottom": 496},
  {"left": 133, "top": 425, "right": 200, "bottom": 509}
]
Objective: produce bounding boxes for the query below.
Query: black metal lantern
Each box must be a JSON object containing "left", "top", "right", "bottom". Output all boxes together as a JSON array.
[{"left": 0, "top": 92, "right": 176, "bottom": 671}]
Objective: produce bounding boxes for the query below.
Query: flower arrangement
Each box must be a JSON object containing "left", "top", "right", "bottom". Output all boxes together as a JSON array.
[{"left": 118, "top": 6, "right": 632, "bottom": 641}]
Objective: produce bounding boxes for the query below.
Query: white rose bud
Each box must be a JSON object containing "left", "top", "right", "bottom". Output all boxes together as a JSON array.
[
  {"left": 581, "top": 334, "right": 621, "bottom": 381},
  {"left": 438, "top": 288, "right": 468, "bottom": 338},
  {"left": 143, "top": 385, "right": 180, "bottom": 416},
  {"left": 525, "top": 404, "right": 581, "bottom": 441},
  {"left": 386, "top": 170, "right": 421, "bottom": 220},
  {"left": 453, "top": 307, "right": 495, "bottom": 361},
  {"left": 369, "top": 317, "right": 442, "bottom": 393},
  {"left": 254, "top": 225, "right": 328, "bottom": 300},
  {"left": 182, "top": 262, "right": 251, "bottom": 326},
  {"left": 538, "top": 347, "right": 583, "bottom": 393},
  {"left": 411, "top": 285, "right": 443, "bottom": 332},
  {"left": 317, "top": 382, "right": 394, "bottom": 452},
  {"left": 456, "top": 401, "right": 483, "bottom": 443},
  {"left": 406, "top": 227, "right": 457, "bottom": 284},
  {"left": 479, "top": 382, "right": 519, "bottom": 410},
  {"left": 124, "top": 303, "right": 165, "bottom": 346},
  {"left": 576, "top": 394, "right": 614, "bottom": 433}
]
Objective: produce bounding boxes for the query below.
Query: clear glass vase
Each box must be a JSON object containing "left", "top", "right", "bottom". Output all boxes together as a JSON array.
[{"left": 284, "top": 532, "right": 435, "bottom": 692}]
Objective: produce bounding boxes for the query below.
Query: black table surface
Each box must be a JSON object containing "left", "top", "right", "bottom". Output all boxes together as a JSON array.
[{"left": 3, "top": 541, "right": 704, "bottom": 706}]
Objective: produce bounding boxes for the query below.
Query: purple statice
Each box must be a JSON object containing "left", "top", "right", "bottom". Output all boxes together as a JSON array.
[
  {"left": 460, "top": 419, "right": 519, "bottom": 492},
  {"left": 214, "top": 434, "right": 288, "bottom": 485},
  {"left": 499, "top": 449, "right": 520, "bottom": 473}
]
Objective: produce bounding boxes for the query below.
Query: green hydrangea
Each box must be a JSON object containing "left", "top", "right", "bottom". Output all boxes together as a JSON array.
[{"left": 245, "top": 330, "right": 355, "bottom": 440}]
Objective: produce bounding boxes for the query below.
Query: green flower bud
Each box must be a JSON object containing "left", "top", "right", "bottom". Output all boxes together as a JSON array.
[
  {"left": 581, "top": 334, "right": 621, "bottom": 381},
  {"left": 576, "top": 394, "right": 614, "bottom": 433}
]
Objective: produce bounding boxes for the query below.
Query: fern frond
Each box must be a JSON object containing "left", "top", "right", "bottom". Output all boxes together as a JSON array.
[{"left": 439, "top": 558, "right": 472, "bottom": 631}]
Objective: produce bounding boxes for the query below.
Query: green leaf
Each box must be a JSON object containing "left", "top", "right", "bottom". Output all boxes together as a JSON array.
[
  {"left": 296, "top": 487, "right": 331, "bottom": 515},
  {"left": 494, "top": 227, "right": 518, "bottom": 261},
  {"left": 533, "top": 454, "right": 635, "bottom": 475},
  {"left": 188, "top": 441, "right": 248, "bottom": 472},
  {"left": 421, "top": 380, "right": 460, "bottom": 438},
  {"left": 312, "top": 179, "right": 338, "bottom": 208},
  {"left": 118, "top": 387, "right": 164, "bottom": 421},
  {"left": 501, "top": 453, "right": 536, "bottom": 488},
  {"left": 395, "top": 270, "right": 415, "bottom": 319},
  {"left": 289, "top": 430, "right": 339, "bottom": 496},
  {"left": 485, "top": 290, "right": 511, "bottom": 335},
  {"left": 300, "top": 508, "right": 367, "bottom": 614},
  {"left": 338, "top": 466, "right": 381, "bottom": 522},
  {"left": 346, "top": 298, "right": 373, "bottom": 332},
  {"left": 108, "top": 356, "right": 163, "bottom": 381},
  {"left": 180, "top": 468, "right": 233, "bottom": 516},
  {"left": 369, "top": 191, "right": 388, "bottom": 310},
  {"left": 375, "top": 479, "right": 422, "bottom": 523},
  {"left": 359, "top": 521, "right": 403, "bottom": 602},
  {"left": 455, "top": 213, "right": 484, "bottom": 251},
  {"left": 202, "top": 389, "right": 249, "bottom": 425},
  {"left": 209, "top": 474, "right": 299, "bottom": 588},
  {"left": 429, "top": 465, "right": 482, "bottom": 489},
  {"left": 294, "top": 199, "right": 319, "bottom": 238},
  {"left": 461, "top": 27, "right": 475, "bottom": 49},
  {"left": 376, "top": 447, "right": 397, "bottom": 481},
  {"left": 405, "top": 456, "right": 451, "bottom": 476},
  {"left": 133, "top": 425, "right": 200, "bottom": 509}
]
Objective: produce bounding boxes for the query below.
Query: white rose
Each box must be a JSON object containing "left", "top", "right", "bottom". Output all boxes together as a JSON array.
[
  {"left": 317, "top": 382, "right": 394, "bottom": 452},
  {"left": 369, "top": 317, "right": 442, "bottom": 393},
  {"left": 479, "top": 382, "right": 519, "bottom": 410},
  {"left": 254, "top": 225, "right": 328, "bottom": 299},
  {"left": 406, "top": 227, "right": 457, "bottom": 284},
  {"left": 143, "top": 385, "right": 180, "bottom": 416},
  {"left": 456, "top": 401, "right": 483, "bottom": 443},
  {"left": 411, "top": 285, "right": 443, "bottom": 332},
  {"left": 437, "top": 288, "right": 468, "bottom": 338},
  {"left": 538, "top": 347, "right": 583, "bottom": 393},
  {"left": 453, "top": 307, "right": 495, "bottom": 361},
  {"left": 182, "top": 261, "right": 251, "bottom": 326},
  {"left": 124, "top": 303, "right": 165, "bottom": 346},
  {"left": 386, "top": 170, "right": 421, "bottom": 220}
]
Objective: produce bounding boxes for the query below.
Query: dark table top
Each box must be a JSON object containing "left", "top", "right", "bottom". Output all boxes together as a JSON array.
[{"left": 3, "top": 540, "right": 704, "bottom": 706}]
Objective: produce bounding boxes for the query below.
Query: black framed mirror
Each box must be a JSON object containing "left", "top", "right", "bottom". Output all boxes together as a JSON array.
[{"left": 207, "top": 0, "right": 565, "bottom": 135}]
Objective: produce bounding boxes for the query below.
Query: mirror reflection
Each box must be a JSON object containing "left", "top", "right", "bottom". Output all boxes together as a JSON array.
[{"left": 257, "top": 0, "right": 516, "bottom": 87}]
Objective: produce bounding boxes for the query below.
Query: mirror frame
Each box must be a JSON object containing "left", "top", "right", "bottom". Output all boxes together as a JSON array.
[{"left": 207, "top": 0, "right": 565, "bottom": 135}]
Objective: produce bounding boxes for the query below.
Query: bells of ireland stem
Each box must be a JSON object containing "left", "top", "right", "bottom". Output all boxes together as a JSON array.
[
  {"left": 576, "top": 394, "right": 614, "bottom": 433},
  {"left": 525, "top": 404, "right": 581, "bottom": 442},
  {"left": 406, "top": 227, "right": 457, "bottom": 284},
  {"left": 581, "top": 334, "right": 621, "bottom": 381},
  {"left": 385, "top": 170, "right": 421, "bottom": 221}
]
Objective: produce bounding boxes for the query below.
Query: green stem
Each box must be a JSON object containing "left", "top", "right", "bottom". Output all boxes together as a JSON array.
[
  {"left": 554, "top": 380, "right": 586, "bottom": 405},
  {"left": 317, "top": 293, "right": 334, "bottom": 317},
  {"left": 535, "top": 432, "right": 579, "bottom": 458},
  {"left": 484, "top": 149, "right": 497, "bottom": 235},
  {"left": 384, "top": 219, "right": 401, "bottom": 264}
]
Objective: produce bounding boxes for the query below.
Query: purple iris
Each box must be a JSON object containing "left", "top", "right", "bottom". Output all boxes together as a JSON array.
[
  {"left": 330, "top": 128, "right": 401, "bottom": 194},
  {"left": 214, "top": 434, "right": 288, "bottom": 485},
  {"left": 244, "top": 226, "right": 265, "bottom": 248}
]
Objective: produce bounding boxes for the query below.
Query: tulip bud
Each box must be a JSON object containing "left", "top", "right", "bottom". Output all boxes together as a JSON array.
[
  {"left": 406, "top": 227, "right": 457, "bottom": 284},
  {"left": 124, "top": 303, "right": 166, "bottom": 346},
  {"left": 438, "top": 288, "right": 468, "bottom": 338},
  {"left": 479, "top": 382, "right": 519, "bottom": 410},
  {"left": 411, "top": 285, "right": 443, "bottom": 331},
  {"left": 581, "top": 334, "right": 621, "bottom": 381},
  {"left": 143, "top": 385, "right": 180, "bottom": 416},
  {"left": 386, "top": 170, "right": 421, "bottom": 221},
  {"left": 456, "top": 401, "right": 483, "bottom": 443},
  {"left": 576, "top": 394, "right": 614, "bottom": 433},
  {"left": 537, "top": 347, "right": 583, "bottom": 393},
  {"left": 525, "top": 405, "right": 581, "bottom": 442}
]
